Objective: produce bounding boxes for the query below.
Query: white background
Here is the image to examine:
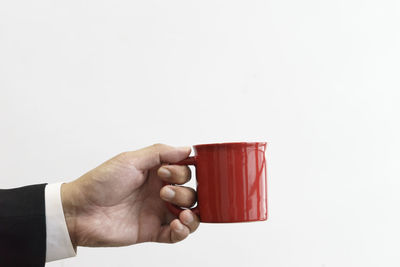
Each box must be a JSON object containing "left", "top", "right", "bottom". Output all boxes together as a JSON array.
[{"left": 1, "top": 0, "right": 399, "bottom": 266}]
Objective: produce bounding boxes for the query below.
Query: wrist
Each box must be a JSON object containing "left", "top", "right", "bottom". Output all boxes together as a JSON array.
[{"left": 61, "top": 182, "right": 80, "bottom": 248}]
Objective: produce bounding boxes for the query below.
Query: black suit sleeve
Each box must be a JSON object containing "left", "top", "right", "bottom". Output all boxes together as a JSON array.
[{"left": 0, "top": 184, "right": 47, "bottom": 267}]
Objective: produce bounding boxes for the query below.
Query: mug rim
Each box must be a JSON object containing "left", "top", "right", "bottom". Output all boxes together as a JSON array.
[{"left": 193, "top": 141, "right": 267, "bottom": 149}]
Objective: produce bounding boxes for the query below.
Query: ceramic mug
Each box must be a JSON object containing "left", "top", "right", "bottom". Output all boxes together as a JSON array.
[{"left": 165, "top": 142, "right": 268, "bottom": 223}]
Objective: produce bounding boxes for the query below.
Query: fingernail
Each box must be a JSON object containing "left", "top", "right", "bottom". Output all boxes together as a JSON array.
[
  {"left": 158, "top": 167, "right": 171, "bottom": 178},
  {"left": 163, "top": 187, "right": 175, "bottom": 199}
]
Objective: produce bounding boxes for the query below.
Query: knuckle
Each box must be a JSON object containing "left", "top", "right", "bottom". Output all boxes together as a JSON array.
[
  {"left": 186, "top": 189, "right": 197, "bottom": 205},
  {"left": 187, "top": 187, "right": 197, "bottom": 197},
  {"left": 178, "top": 172, "right": 190, "bottom": 183},
  {"left": 173, "top": 187, "right": 197, "bottom": 206},
  {"left": 183, "top": 166, "right": 191, "bottom": 178},
  {"left": 179, "top": 187, "right": 192, "bottom": 195}
]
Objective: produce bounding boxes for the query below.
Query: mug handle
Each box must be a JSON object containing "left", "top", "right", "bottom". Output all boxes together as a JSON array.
[{"left": 163, "top": 156, "right": 200, "bottom": 218}]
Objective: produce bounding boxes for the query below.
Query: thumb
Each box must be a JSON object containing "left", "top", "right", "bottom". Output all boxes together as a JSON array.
[{"left": 129, "top": 143, "right": 191, "bottom": 170}]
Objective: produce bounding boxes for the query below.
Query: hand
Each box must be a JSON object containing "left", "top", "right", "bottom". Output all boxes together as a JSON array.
[{"left": 60, "top": 144, "right": 199, "bottom": 247}]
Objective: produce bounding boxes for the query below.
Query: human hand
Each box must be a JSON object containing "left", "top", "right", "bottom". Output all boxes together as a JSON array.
[{"left": 60, "top": 144, "right": 199, "bottom": 248}]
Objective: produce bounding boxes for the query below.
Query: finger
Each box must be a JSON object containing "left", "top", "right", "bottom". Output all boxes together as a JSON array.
[
  {"left": 179, "top": 209, "right": 200, "bottom": 233},
  {"left": 129, "top": 144, "right": 191, "bottom": 170},
  {"left": 157, "top": 165, "right": 191, "bottom": 184},
  {"left": 156, "top": 219, "right": 190, "bottom": 243},
  {"left": 160, "top": 185, "right": 197, "bottom": 208},
  {"left": 170, "top": 219, "right": 190, "bottom": 243}
]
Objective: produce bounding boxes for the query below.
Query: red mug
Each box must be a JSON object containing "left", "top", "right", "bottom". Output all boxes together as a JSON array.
[{"left": 166, "top": 142, "right": 268, "bottom": 223}]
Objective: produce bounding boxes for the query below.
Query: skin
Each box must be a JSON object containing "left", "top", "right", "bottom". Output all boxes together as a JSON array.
[{"left": 60, "top": 144, "right": 199, "bottom": 248}]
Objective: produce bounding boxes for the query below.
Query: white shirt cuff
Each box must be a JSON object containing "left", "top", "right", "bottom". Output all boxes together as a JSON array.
[{"left": 45, "top": 182, "right": 77, "bottom": 262}]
